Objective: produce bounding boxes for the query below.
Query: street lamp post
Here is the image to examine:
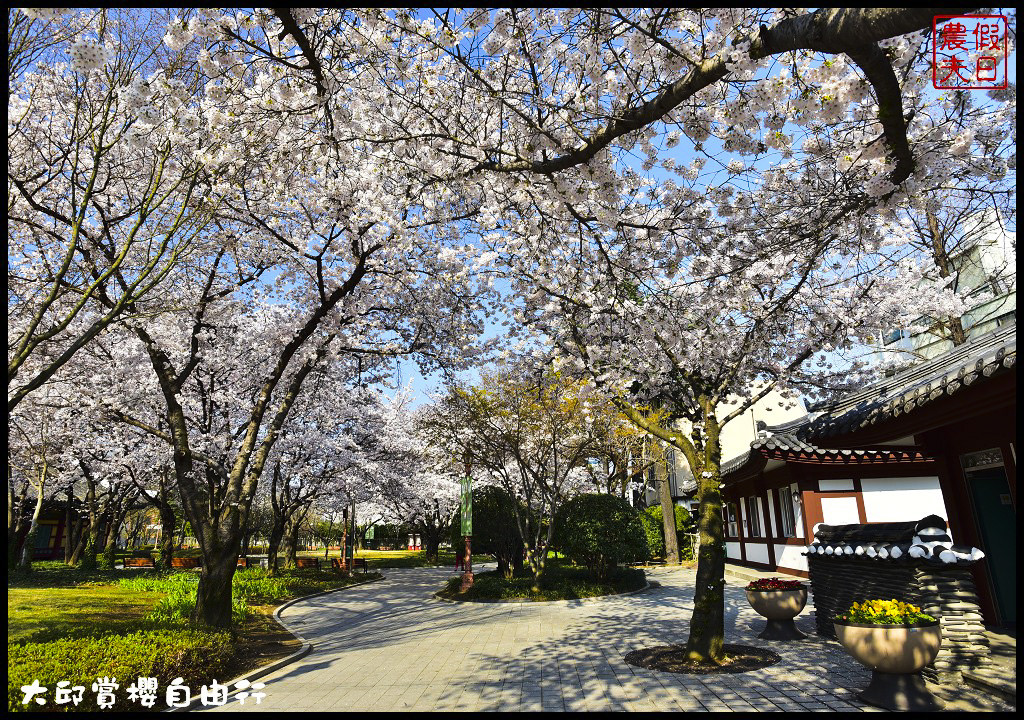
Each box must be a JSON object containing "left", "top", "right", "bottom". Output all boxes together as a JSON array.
[{"left": 460, "top": 456, "right": 474, "bottom": 591}]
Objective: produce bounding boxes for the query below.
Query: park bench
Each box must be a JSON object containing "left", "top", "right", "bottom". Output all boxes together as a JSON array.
[
  {"left": 124, "top": 557, "right": 155, "bottom": 569},
  {"left": 171, "top": 557, "right": 201, "bottom": 569},
  {"left": 295, "top": 558, "right": 319, "bottom": 570},
  {"left": 329, "top": 558, "right": 368, "bottom": 573}
]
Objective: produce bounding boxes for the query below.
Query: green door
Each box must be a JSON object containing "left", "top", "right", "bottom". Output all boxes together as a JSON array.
[{"left": 966, "top": 466, "right": 1016, "bottom": 624}]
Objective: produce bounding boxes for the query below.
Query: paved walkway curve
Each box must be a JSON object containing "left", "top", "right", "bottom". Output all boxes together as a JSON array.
[{"left": 205, "top": 565, "right": 1010, "bottom": 712}]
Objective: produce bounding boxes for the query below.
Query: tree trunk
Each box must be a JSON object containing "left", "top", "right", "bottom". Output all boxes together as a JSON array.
[
  {"left": 926, "top": 209, "right": 969, "bottom": 346},
  {"left": 158, "top": 503, "right": 176, "bottom": 572},
  {"left": 683, "top": 403, "right": 726, "bottom": 663},
  {"left": 193, "top": 550, "right": 238, "bottom": 628},
  {"left": 423, "top": 533, "right": 440, "bottom": 563},
  {"left": 8, "top": 477, "right": 28, "bottom": 568},
  {"left": 19, "top": 476, "right": 46, "bottom": 570},
  {"left": 267, "top": 513, "right": 286, "bottom": 575},
  {"left": 282, "top": 514, "right": 302, "bottom": 569},
  {"left": 656, "top": 444, "right": 680, "bottom": 565},
  {"left": 78, "top": 475, "right": 100, "bottom": 571},
  {"left": 64, "top": 484, "right": 74, "bottom": 563}
]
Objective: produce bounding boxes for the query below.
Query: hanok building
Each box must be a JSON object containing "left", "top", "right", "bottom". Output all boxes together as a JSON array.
[{"left": 719, "top": 323, "right": 1016, "bottom": 627}]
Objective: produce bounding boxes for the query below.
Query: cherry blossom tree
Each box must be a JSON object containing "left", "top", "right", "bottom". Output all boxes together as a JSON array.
[
  {"left": 368, "top": 391, "right": 461, "bottom": 563},
  {"left": 8, "top": 8, "right": 220, "bottom": 411}
]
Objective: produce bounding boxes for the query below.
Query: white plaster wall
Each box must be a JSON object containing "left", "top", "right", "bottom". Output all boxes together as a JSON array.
[
  {"left": 726, "top": 541, "right": 742, "bottom": 560},
  {"left": 860, "top": 477, "right": 949, "bottom": 528},
  {"left": 820, "top": 496, "right": 861, "bottom": 525},
  {"left": 745, "top": 542, "right": 770, "bottom": 565},
  {"left": 775, "top": 544, "right": 809, "bottom": 573}
]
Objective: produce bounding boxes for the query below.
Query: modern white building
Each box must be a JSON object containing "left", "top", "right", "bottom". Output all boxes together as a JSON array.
[{"left": 880, "top": 214, "right": 1016, "bottom": 361}]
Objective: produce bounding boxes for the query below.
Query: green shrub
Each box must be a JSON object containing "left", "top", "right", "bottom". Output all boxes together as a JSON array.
[
  {"left": 8, "top": 630, "right": 233, "bottom": 712},
  {"left": 118, "top": 573, "right": 197, "bottom": 594},
  {"left": 555, "top": 494, "right": 649, "bottom": 580},
  {"left": 231, "top": 568, "right": 291, "bottom": 603},
  {"left": 638, "top": 510, "right": 663, "bottom": 560},
  {"left": 644, "top": 504, "right": 697, "bottom": 561}
]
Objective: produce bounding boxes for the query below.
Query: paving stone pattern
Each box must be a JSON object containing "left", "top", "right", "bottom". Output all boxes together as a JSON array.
[{"left": 204, "top": 565, "right": 1012, "bottom": 713}]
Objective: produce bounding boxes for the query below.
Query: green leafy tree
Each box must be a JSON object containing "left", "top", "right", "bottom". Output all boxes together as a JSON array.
[
  {"left": 645, "top": 505, "right": 698, "bottom": 561},
  {"left": 450, "top": 485, "right": 524, "bottom": 578}
]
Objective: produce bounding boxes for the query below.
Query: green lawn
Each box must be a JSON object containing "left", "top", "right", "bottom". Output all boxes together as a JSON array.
[
  {"left": 8, "top": 562, "right": 381, "bottom": 712},
  {"left": 8, "top": 585, "right": 165, "bottom": 644}
]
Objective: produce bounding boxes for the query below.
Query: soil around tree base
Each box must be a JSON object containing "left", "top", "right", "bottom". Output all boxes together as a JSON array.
[{"left": 624, "top": 643, "right": 782, "bottom": 675}]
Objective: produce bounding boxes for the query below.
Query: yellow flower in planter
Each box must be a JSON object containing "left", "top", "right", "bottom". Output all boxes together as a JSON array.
[{"left": 836, "top": 598, "right": 934, "bottom": 625}]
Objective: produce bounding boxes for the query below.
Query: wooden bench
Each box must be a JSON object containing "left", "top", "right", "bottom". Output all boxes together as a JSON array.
[
  {"left": 329, "top": 558, "right": 368, "bottom": 573},
  {"left": 171, "top": 557, "right": 201, "bottom": 569},
  {"left": 124, "top": 557, "right": 155, "bottom": 569},
  {"left": 295, "top": 558, "right": 319, "bottom": 570}
]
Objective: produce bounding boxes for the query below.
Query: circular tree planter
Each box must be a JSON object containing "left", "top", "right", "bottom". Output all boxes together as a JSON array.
[
  {"left": 745, "top": 583, "right": 807, "bottom": 640},
  {"left": 833, "top": 618, "right": 943, "bottom": 711},
  {"left": 624, "top": 644, "right": 781, "bottom": 675}
]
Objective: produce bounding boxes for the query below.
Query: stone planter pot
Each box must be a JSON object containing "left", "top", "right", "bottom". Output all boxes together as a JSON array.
[
  {"left": 745, "top": 587, "right": 807, "bottom": 640},
  {"left": 834, "top": 618, "right": 943, "bottom": 711}
]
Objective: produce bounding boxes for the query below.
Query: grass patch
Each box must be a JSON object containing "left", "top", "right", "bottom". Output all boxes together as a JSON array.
[
  {"left": 8, "top": 560, "right": 126, "bottom": 589},
  {"left": 8, "top": 563, "right": 382, "bottom": 712},
  {"left": 8, "top": 585, "right": 166, "bottom": 644},
  {"left": 437, "top": 564, "right": 647, "bottom": 602},
  {"left": 8, "top": 629, "right": 234, "bottom": 712}
]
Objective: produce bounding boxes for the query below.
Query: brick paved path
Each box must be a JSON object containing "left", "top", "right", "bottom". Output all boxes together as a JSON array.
[{"left": 206, "top": 565, "right": 1011, "bottom": 712}]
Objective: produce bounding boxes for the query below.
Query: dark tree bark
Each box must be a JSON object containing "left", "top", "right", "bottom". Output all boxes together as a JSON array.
[
  {"left": 158, "top": 503, "right": 177, "bottom": 572},
  {"left": 655, "top": 441, "right": 681, "bottom": 565}
]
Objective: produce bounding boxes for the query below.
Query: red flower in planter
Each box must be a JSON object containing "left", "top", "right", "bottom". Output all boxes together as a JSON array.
[{"left": 746, "top": 577, "right": 804, "bottom": 591}]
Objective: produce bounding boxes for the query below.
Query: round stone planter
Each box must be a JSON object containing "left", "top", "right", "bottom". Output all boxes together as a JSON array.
[
  {"left": 834, "top": 618, "right": 943, "bottom": 711},
  {"left": 745, "top": 587, "right": 807, "bottom": 640}
]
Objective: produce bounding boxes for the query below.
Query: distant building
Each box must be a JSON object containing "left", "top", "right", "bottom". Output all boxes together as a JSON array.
[{"left": 880, "top": 216, "right": 1015, "bottom": 361}]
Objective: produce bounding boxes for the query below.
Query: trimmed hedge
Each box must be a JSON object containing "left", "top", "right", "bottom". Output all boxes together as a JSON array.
[
  {"left": 638, "top": 510, "right": 663, "bottom": 560},
  {"left": 441, "top": 564, "right": 646, "bottom": 601},
  {"left": 8, "top": 629, "right": 233, "bottom": 712}
]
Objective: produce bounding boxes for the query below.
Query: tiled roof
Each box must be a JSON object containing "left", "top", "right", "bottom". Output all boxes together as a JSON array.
[
  {"left": 720, "top": 432, "right": 932, "bottom": 478},
  {"left": 800, "top": 323, "right": 1016, "bottom": 440}
]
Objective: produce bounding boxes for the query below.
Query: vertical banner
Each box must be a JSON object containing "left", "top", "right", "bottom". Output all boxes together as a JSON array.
[{"left": 460, "top": 475, "right": 473, "bottom": 536}]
